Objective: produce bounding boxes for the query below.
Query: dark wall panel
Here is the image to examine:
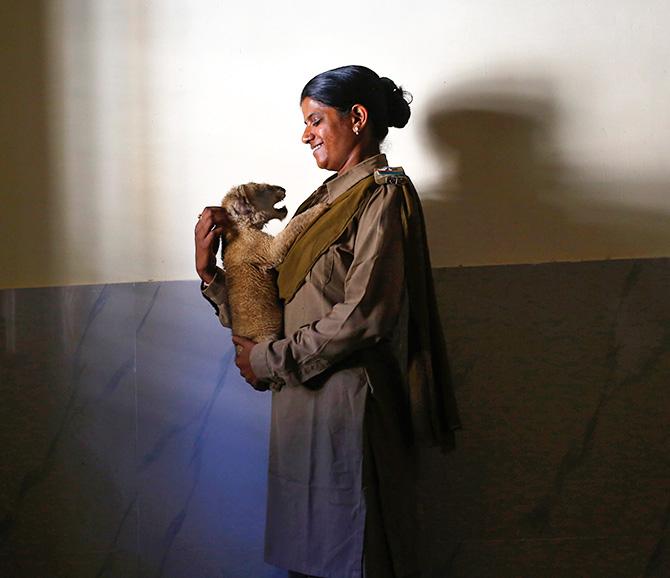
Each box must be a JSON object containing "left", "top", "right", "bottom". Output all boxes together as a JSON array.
[{"left": 1, "top": 258, "right": 668, "bottom": 577}]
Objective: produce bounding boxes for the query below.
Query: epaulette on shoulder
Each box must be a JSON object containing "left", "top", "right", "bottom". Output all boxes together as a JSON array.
[{"left": 374, "top": 166, "right": 408, "bottom": 185}]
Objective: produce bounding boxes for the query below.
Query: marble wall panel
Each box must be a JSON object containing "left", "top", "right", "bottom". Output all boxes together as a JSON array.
[
  {"left": 422, "top": 258, "right": 670, "bottom": 577},
  {"left": 1, "top": 284, "right": 138, "bottom": 578},
  {"left": 1, "top": 257, "right": 668, "bottom": 577},
  {"left": 134, "top": 282, "right": 279, "bottom": 578}
]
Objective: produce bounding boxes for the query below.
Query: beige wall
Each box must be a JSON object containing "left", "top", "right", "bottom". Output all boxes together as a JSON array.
[{"left": 2, "top": 0, "right": 670, "bottom": 288}]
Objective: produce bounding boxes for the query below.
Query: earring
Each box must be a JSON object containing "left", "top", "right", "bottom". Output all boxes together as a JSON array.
[{"left": 353, "top": 126, "right": 360, "bottom": 135}]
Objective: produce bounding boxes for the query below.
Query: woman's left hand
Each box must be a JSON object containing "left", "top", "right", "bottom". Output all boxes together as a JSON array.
[{"left": 232, "top": 335, "right": 259, "bottom": 387}]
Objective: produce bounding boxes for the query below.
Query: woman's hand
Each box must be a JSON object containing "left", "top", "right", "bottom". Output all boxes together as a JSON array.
[
  {"left": 195, "top": 207, "right": 230, "bottom": 284},
  {"left": 232, "top": 335, "right": 260, "bottom": 388}
]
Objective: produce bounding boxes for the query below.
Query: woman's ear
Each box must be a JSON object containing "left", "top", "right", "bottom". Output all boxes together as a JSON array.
[{"left": 350, "top": 104, "right": 369, "bottom": 133}]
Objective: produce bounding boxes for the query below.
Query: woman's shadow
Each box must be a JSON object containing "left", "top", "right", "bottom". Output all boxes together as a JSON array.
[
  {"left": 417, "top": 76, "right": 670, "bottom": 576},
  {"left": 421, "top": 77, "right": 670, "bottom": 267}
]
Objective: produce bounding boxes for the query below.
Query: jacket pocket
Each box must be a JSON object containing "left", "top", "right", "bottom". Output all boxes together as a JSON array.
[{"left": 309, "top": 246, "right": 334, "bottom": 288}]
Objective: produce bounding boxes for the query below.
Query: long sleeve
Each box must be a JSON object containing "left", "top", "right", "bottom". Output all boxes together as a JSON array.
[
  {"left": 250, "top": 183, "right": 405, "bottom": 387},
  {"left": 201, "top": 267, "right": 233, "bottom": 328}
]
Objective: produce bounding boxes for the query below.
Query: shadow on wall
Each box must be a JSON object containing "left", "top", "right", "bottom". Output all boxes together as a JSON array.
[
  {"left": 3, "top": 1, "right": 145, "bottom": 288},
  {"left": 1, "top": 1, "right": 55, "bottom": 287},
  {"left": 422, "top": 77, "right": 670, "bottom": 266}
]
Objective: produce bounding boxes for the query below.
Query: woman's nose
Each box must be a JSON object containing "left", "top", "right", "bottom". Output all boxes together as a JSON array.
[{"left": 302, "top": 126, "right": 313, "bottom": 144}]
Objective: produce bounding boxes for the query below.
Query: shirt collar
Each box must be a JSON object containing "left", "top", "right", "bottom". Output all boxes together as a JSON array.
[{"left": 324, "top": 154, "right": 388, "bottom": 203}]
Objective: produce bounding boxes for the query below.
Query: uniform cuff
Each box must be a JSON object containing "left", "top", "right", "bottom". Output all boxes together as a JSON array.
[
  {"left": 201, "top": 268, "right": 226, "bottom": 304},
  {"left": 250, "top": 340, "right": 291, "bottom": 389},
  {"left": 250, "top": 340, "right": 273, "bottom": 380}
]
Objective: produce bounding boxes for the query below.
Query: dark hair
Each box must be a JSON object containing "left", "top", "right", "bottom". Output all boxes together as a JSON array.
[{"left": 300, "top": 65, "right": 412, "bottom": 141}]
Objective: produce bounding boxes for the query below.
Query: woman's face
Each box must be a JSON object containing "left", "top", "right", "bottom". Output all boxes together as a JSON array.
[{"left": 301, "top": 97, "right": 359, "bottom": 173}]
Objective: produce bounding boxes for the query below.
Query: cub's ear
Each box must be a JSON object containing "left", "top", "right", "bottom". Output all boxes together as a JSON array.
[{"left": 229, "top": 185, "right": 253, "bottom": 217}]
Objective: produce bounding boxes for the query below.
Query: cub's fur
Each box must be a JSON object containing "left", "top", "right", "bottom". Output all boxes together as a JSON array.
[{"left": 220, "top": 182, "right": 327, "bottom": 344}]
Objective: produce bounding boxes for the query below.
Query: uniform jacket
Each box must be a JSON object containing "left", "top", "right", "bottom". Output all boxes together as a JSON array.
[{"left": 204, "top": 154, "right": 438, "bottom": 578}]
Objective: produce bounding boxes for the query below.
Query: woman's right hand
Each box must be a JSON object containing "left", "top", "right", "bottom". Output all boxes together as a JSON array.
[{"left": 195, "top": 207, "right": 230, "bottom": 284}]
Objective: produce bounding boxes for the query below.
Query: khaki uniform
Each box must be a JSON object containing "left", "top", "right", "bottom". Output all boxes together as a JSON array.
[{"left": 204, "top": 154, "right": 421, "bottom": 578}]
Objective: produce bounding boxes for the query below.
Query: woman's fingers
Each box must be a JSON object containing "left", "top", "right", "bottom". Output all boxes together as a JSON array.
[
  {"left": 196, "top": 207, "right": 229, "bottom": 234},
  {"left": 232, "top": 335, "right": 256, "bottom": 349},
  {"left": 195, "top": 207, "right": 229, "bottom": 247},
  {"left": 232, "top": 335, "right": 259, "bottom": 387},
  {"left": 195, "top": 207, "right": 229, "bottom": 283}
]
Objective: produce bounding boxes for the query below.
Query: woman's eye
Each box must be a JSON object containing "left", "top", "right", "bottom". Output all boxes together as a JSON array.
[{"left": 312, "top": 118, "right": 321, "bottom": 126}]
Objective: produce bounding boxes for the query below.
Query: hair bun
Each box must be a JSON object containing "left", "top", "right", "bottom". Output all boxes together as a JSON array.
[{"left": 379, "top": 77, "right": 412, "bottom": 128}]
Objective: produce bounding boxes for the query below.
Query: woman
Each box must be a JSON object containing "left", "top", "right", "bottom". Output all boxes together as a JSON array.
[{"left": 195, "top": 65, "right": 460, "bottom": 578}]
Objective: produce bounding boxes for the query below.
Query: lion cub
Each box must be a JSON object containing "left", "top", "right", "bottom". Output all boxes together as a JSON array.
[{"left": 220, "top": 182, "right": 327, "bottom": 345}]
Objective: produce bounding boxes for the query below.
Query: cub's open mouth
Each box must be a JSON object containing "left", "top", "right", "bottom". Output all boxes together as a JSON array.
[{"left": 273, "top": 189, "right": 287, "bottom": 214}]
